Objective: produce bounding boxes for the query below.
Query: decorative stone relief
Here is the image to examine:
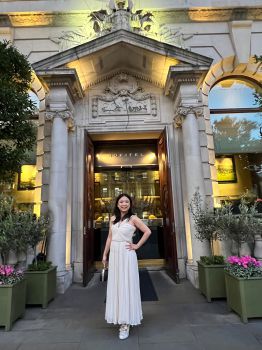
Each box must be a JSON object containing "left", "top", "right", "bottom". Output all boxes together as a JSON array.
[
  {"left": 49, "top": 0, "right": 190, "bottom": 51},
  {"left": 91, "top": 73, "right": 157, "bottom": 119},
  {"left": 159, "top": 26, "right": 193, "bottom": 49},
  {"left": 174, "top": 105, "right": 203, "bottom": 128}
]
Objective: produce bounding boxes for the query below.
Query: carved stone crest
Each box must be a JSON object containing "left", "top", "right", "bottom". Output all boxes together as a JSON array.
[{"left": 92, "top": 73, "right": 157, "bottom": 118}]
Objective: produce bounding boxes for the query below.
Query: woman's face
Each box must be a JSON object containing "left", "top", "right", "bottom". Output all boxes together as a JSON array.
[{"left": 117, "top": 196, "right": 130, "bottom": 213}]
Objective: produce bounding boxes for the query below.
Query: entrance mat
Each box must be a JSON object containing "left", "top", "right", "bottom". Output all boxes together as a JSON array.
[
  {"left": 104, "top": 269, "right": 158, "bottom": 302},
  {"left": 139, "top": 269, "right": 158, "bottom": 302}
]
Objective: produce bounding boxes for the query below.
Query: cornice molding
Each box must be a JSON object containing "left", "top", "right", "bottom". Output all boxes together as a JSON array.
[
  {"left": 166, "top": 67, "right": 210, "bottom": 98},
  {"left": 5, "top": 8, "right": 262, "bottom": 27},
  {"left": 36, "top": 69, "right": 84, "bottom": 102}
]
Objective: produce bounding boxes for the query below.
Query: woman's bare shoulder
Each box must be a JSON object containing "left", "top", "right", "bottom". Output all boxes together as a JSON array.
[
  {"left": 129, "top": 214, "right": 140, "bottom": 223},
  {"left": 110, "top": 215, "right": 116, "bottom": 222}
]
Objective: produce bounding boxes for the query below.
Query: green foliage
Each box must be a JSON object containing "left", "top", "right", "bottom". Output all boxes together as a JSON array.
[
  {"left": 0, "top": 41, "right": 36, "bottom": 181},
  {"left": 200, "top": 255, "right": 225, "bottom": 265},
  {"left": 0, "top": 195, "right": 16, "bottom": 264},
  {"left": 219, "top": 199, "right": 262, "bottom": 245},
  {"left": 27, "top": 261, "right": 52, "bottom": 271},
  {"left": 0, "top": 194, "right": 49, "bottom": 267},
  {"left": 189, "top": 191, "right": 225, "bottom": 255}
]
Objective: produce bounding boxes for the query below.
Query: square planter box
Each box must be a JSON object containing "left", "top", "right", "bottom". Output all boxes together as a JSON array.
[
  {"left": 0, "top": 278, "right": 26, "bottom": 331},
  {"left": 25, "top": 266, "right": 57, "bottom": 308},
  {"left": 225, "top": 271, "right": 262, "bottom": 323},
  {"left": 198, "top": 261, "right": 226, "bottom": 302}
]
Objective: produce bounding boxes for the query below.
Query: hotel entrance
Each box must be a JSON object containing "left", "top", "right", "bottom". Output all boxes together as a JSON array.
[
  {"left": 93, "top": 142, "right": 164, "bottom": 263},
  {"left": 83, "top": 131, "right": 179, "bottom": 285}
]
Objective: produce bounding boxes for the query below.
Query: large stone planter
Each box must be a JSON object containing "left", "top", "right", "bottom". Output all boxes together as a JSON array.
[
  {"left": 225, "top": 271, "right": 262, "bottom": 323},
  {"left": 25, "top": 266, "right": 57, "bottom": 308},
  {"left": 0, "top": 278, "right": 26, "bottom": 331},
  {"left": 197, "top": 261, "right": 226, "bottom": 302}
]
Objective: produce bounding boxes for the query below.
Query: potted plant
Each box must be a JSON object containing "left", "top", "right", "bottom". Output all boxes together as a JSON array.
[
  {"left": 189, "top": 191, "right": 226, "bottom": 302},
  {"left": 0, "top": 195, "right": 26, "bottom": 331},
  {"left": 224, "top": 255, "right": 262, "bottom": 323},
  {"left": 220, "top": 199, "right": 262, "bottom": 257},
  {"left": 24, "top": 214, "right": 57, "bottom": 308}
]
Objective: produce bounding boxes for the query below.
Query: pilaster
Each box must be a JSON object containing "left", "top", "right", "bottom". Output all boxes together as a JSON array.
[
  {"left": 167, "top": 65, "right": 212, "bottom": 288},
  {"left": 37, "top": 69, "right": 82, "bottom": 293}
]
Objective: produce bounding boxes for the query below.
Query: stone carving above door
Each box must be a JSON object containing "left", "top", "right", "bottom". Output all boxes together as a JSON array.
[{"left": 91, "top": 73, "right": 157, "bottom": 120}]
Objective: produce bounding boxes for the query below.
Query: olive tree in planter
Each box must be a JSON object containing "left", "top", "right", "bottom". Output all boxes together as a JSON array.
[
  {"left": 189, "top": 192, "right": 226, "bottom": 302},
  {"left": 225, "top": 256, "right": 262, "bottom": 323},
  {"left": 219, "top": 199, "right": 262, "bottom": 257},
  {"left": 0, "top": 195, "right": 26, "bottom": 331},
  {"left": 23, "top": 214, "right": 57, "bottom": 308}
]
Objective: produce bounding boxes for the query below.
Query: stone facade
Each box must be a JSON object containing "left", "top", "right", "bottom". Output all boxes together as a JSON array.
[{"left": 1, "top": 0, "right": 261, "bottom": 291}]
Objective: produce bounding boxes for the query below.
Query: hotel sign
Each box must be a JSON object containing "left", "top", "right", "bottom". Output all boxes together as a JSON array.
[{"left": 95, "top": 145, "right": 158, "bottom": 168}]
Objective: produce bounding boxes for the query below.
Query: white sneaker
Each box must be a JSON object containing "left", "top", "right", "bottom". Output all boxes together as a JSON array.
[{"left": 119, "top": 324, "right": 130, "bottom": 340}]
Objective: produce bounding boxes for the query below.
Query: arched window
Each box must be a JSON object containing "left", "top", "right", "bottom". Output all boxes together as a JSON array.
[
  {"left": 209, "top": 78, "right": 262, "bottom": 204},
  {"left": 28, "top": 90, "right": 40, "bottom": 114}
]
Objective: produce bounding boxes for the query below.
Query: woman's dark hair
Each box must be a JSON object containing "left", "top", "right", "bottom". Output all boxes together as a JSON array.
[{"left": 113, "top": 193, "right": 135, "bottom": 224}]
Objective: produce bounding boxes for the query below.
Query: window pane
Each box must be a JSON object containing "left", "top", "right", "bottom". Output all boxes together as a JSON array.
[
  {"left": 214, "top": 154, "right": 262, "bottom": 203},
  {"left": 211, "top": 113, "right": 262, "bottom": 154},
  {"left": 208, "top": 79, "right": 260, "bottom": 109},
  {"left": 28, "top": 90, "right": 40, "bottom": 111}
]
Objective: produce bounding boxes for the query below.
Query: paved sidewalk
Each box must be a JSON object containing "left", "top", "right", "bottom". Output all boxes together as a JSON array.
[{"left": 1, "top": 270, "right": 262, "bottom": 350}]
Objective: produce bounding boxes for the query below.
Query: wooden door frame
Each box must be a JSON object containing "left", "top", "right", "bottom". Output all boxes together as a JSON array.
[
  {"left": 158, "top": 128, "right": 179, "bottom": 283},
  {"left": 83, "top": 130, "right": 95, "bottom": 286}
]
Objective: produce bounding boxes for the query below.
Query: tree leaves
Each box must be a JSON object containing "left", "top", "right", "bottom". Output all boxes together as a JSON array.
[{"left": 0, "top": 41, "right": 36, "bottom": 181}]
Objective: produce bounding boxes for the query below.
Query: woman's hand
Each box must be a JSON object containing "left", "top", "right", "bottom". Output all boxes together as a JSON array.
[
  {"left": 102, "top": 255, "right": 107, "bottom": 266},
  {"left": 126, "top": 243, "right": 139, "bottom": 251}
]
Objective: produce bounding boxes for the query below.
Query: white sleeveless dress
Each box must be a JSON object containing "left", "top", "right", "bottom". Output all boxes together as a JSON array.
[{"left": 105, "top": 219, "right": 143, "bottom": 326}]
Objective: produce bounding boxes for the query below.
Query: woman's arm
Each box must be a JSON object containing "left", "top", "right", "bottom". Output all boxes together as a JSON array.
[
  {"left": 126, "top": 216, "right": 151, "bottom": 251},
  {"left": 102, "top": 218, "right": 113, "bottom": 265}
]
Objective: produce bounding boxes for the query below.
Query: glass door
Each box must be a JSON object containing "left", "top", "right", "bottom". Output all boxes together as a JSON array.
[{"left": 94, "top": 169, "right": 164, "bottom": 261}]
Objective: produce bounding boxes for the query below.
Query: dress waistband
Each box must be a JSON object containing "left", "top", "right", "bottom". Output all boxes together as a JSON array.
[{"left": 112, "top": 239, "right": 131, "bottom": 243}]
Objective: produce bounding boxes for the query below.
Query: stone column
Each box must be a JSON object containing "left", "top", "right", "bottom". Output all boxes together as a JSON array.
[
  {"left": 46, "top": 109, "right": 74, "bottom": 293},
  {"left": 174, "top": 105, "right": 210, "bottom": 285}
]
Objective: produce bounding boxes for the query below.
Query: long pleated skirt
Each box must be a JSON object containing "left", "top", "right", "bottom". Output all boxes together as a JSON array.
[{"left": 105, "top": 240, "right": 143, "bottom": 325}]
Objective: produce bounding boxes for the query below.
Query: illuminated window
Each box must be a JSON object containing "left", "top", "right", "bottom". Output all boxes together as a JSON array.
[
  {"left": 18, "top": 165, "right": 37, "bottom": 190},
  {"left": 209, "top": 78, "right": 262, "bottom": 203}
]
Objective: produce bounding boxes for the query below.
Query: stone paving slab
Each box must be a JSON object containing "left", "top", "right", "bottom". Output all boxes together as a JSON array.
[
  {"left": 17, "top": 344, "right": 80, "bottom": 350},
  {"left": 1, "top": 270, "right": 262, "bottom": 350},
  {"left": 139, "top": 343, "right": 205, "bottom": 350}
]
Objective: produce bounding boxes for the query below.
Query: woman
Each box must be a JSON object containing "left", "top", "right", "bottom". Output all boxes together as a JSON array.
[{"left": 102, "top": 193, "right": 151, "bottom": 340}]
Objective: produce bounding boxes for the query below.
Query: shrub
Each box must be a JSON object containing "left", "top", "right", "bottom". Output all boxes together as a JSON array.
[
  {"left": 27, "top": 261, "right": 52, "bottom": 271},
  {"left": 200, "top": 255, "right": 225, "bottom": 265},
  {"left": 189, "top": 191, "right": 225, "bottom": 256}
]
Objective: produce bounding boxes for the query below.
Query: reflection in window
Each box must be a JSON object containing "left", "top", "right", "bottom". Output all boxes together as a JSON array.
[
  {"left": 209, "top": 79, "right": 260, "bottom": 109},
  {"left": 211, "top": 113, "right": 262, "bottom": 154},
  {"left": 209, "top": 78, "right": 262, "bottom": 202}
]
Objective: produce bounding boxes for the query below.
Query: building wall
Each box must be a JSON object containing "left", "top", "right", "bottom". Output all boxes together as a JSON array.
[{"left": 0, "top": 0, "right": 261, "bottom": 287}]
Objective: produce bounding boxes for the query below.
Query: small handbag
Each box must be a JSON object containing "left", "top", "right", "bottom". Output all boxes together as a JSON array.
[{"left": 100, "top": 265, "right": 108, "bottom": 282}]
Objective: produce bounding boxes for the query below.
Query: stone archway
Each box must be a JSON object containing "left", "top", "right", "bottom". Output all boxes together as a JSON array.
[{"left": 201, "top": 55, "right": 262, "bottom": 104}]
